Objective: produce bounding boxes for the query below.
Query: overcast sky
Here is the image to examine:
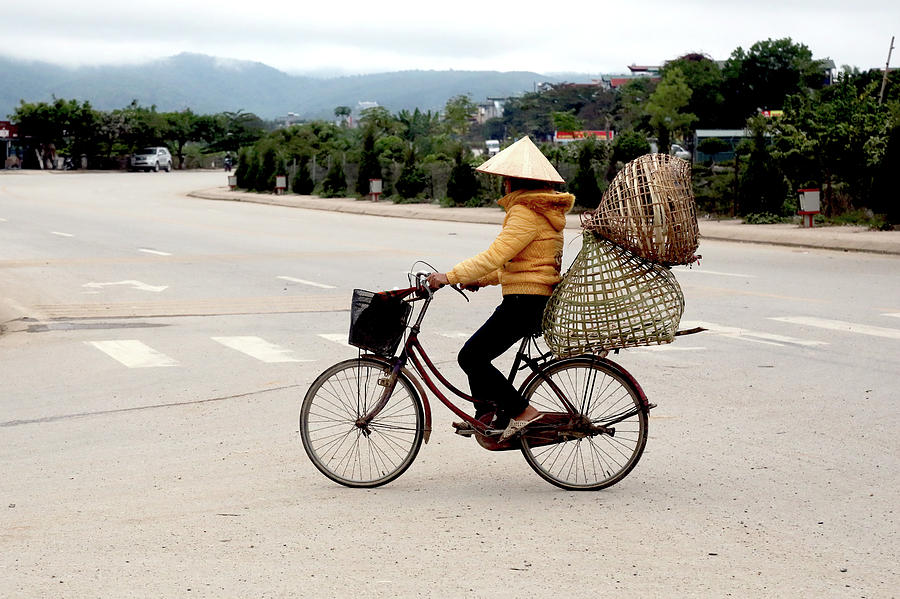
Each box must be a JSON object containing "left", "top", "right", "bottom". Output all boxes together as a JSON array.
[{"left": 4, "top": 0, "right": 897, "bottom": 76}]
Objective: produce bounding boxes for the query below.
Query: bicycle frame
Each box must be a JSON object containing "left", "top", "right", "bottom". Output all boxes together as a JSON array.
[{"left": 357, "top": 283, "right": 651, "bottom": 449}]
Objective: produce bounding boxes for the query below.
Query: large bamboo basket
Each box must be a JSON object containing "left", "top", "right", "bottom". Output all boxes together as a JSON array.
[
  {"left": 581, "top": 153, "right": 699, "bottom": 266},
  {"left": 542, "top": 231, "right": 684, "bottom": 357}
]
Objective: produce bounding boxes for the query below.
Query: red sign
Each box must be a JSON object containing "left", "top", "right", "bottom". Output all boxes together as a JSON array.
[
  {"left": 0, "top": 121, "right": 19, "bottom": 139},
  {"left": 555, "top": 130, "right": 614, "bottom": 141}
]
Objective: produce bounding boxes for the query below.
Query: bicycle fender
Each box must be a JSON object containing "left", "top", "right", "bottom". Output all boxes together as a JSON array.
[{"left": 361, "top": 354, "right": 432, "bottom": 444}]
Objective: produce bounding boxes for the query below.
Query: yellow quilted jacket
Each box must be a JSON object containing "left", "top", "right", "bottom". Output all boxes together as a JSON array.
[{"left": 446, "top": 189, "right": 575, "bottom": 296}]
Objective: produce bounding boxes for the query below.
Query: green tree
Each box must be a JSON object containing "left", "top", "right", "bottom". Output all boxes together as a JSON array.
[
  {"left": 611, "top": 130, "right": 651, "bottom": 165},
  {"left": 617, "top": 78, "right": 657, "bottom": 133},
  {"left": 239, "top": 148, "right": 259, "bottom": 190},
  {"left": 163, "top": 109, "right": 200, "bottom": 168},
  {"left": 13, "top": 98, "right": 100, "bottom": 165},
  {"left": 551, "top": 110, "right": 584, "bottom": 132},
  {"left": 320, "top": 154, "right": 347, "bottom": 197},
  {"left": 291, "top": 157, "right": 314, "bottom": 194},
  {"left": 396, "top": 108, "right": 440, "bottom": 143},
  {"left": 442, "top": 94, "right": 477, "bottom": 138},
  {"left": 739, "top": 116, "right": 788, "bottom": 215},
  {"left": 358, "top": 106, "right": 399, "bottom": 137},
  {"left": 395, "top": 148, "right": 428, "bottom": 201},
  {"left": 771, "top": 74, "right": 892, "bottom": 215},
  {"left": 256, "top": 146, "right": 279, "bottom": 191},
  {"left": 662, "top": 54, "right": 725, "bottom": 128},
  {"left": 334, "top": 105, "right": 352, "bottom": 126},
  {"left": 445, "top": 146, "right": 479, "bottom": 205},
  {"left": 503, "top": 83, "right": 617, "bottom": 139},
  {"left": 570, "top": 138, "right": 608, "bottom": 209},
  {"left": 722, "top": 37, "right": 827, "bottom": 124},
  {"left": 356, "top": 127, "right": 381, "bottom": 196},
  {"left": 645, "top": 68, "right": 697, "bottom": 155}
]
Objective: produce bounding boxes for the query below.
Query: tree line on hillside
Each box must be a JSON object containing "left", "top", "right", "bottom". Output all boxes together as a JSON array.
[{"left": 9, "top": 37, "right": 898, "bottom": 225}]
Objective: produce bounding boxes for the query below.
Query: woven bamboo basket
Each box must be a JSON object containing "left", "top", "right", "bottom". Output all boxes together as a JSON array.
[
  {"left": 581, "top": 153, "right": 699, "bottom": 266},
  {"left": 542, "top": 231, "right": 684, "bottom": 357}
]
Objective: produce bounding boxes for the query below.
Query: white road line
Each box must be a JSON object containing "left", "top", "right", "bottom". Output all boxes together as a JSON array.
[
  {"left": 883, "top": 313, "right": 900, "bottom": 319},
  {"left": 86, "top": 340, "right": 179, "bottom": 368},
  {"left": 769, "top": 316, "right": 900, "bottom": 341},
  {"left": 277, "top": 276, "right": 335, "bottom": 289},
  {"left": 681, "top": 320, "right": 827, "bottom": 347},
  {"left": 437, "top": 331, "right": 470, "bottom": 339},
  {"left": 211, "top": 336, "right": 309, "bottom": 363},
  {"left": 319, "top": 333, "right": 352, "bottom": 348},
  {"left": 0, "top": 217, "right": 7, "bottom": 222},
  {"left": 51, "top": 231, "right": 74, "bottom": 237},
  {"left": 635, "top": 345, "right": 707, "bottom": 352},
  {"left": 671, "top": 268, "right": 756, "bottom": 278},
  {"left": 138, "top": 248, "right": 172, "bottom": 256},
  {"left": 82, "top": 280, "right": 168, "bottom": 293}
]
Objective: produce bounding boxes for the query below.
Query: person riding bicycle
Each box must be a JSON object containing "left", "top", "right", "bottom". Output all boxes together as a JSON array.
[{"left": 427, "top": 137, "right": 574, "bottom": 442}]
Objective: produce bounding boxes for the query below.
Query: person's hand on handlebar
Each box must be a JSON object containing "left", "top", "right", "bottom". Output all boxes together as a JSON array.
[{"left": 426, "top": 272, "right": 450, "bottom": 289}]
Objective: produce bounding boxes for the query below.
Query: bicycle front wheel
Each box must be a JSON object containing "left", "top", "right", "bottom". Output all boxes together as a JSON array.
[
  {"left": 300, "top": 357, "right": 424, "bottom": 488},
  {"left": 520, "top": 358, "right": 648, "bottom": 491}
]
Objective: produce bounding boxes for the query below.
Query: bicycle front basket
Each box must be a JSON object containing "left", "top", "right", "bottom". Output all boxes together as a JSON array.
[{"left": 348, "top": 289, "right": 412, "bottom": 356}]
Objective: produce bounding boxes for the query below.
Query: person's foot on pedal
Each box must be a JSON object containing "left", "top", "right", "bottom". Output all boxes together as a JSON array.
[{"left": 499, "top": 406, "right": 543, "bottom": 442}]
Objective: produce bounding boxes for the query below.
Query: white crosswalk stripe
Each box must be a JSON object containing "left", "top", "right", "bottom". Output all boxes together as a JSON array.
[
  {"left": 83, "top": 316, "right": 863, "bottom": 369},
  {"left": 770, "top": 316, "right": 900, "bottom": 340},
  {"left": 277, "top": 276, "right": 335, "bottom": 289},
  {"left": 318, "top": 333, "right": 352, "bottom": 348},
  {"left": 212, "top": 336, "right": 310, "bottom": 362},
  {"left": 86, "top": 340, "right": 179, "bottom": 368},
  {"left": 680, "top": 320, "right": 827, "bottom": 347}
]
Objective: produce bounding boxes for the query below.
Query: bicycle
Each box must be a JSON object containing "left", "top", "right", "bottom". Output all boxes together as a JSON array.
[{"left": 299, "top": 270, "right": 655, "bottom": 491}]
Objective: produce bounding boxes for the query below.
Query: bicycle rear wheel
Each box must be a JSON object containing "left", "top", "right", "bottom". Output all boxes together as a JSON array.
[
  {"left": 520, "top": 358, "right": 648, "bottom": 491},
  {"left": 300, "top": 357, "right": 424, "bottom": 488}
]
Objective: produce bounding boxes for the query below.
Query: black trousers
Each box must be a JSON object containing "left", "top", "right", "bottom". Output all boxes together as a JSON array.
[{"left": 458, "top": 294, "right": 549, "bottom": 421}]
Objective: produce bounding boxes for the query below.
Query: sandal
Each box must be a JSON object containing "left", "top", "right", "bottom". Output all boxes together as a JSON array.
[{"left": 498, "top": 414, "right": 543, "bottom": 442}]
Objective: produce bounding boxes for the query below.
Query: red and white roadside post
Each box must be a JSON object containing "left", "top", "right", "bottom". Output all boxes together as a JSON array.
[
  {"left": 369, "top": 178, "right": 382, "bottom": 202},
  {"left": 227, "top": 175, "right": 237, "bottom": 190},
  {"left": 798, "top": 188, "right": 820, "bottom": 228},
  {"left": 275, "top": 175, "right": 287, "bottom": 195}
]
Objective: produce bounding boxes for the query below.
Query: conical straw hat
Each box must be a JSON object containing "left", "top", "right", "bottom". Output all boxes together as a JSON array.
[{"left": 475, "top": 136, "right": 564, "bottom": 183}]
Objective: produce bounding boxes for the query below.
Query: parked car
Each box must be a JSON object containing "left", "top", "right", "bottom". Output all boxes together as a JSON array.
[
  {"left": 671, "top": 144, "right": 692, "bottom": 161},
  {"left": 130, "top": 147, "right": 173, "bottom": 172}
]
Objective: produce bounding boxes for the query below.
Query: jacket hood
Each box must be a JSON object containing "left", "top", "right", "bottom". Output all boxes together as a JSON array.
[{"left": 498, "top": 189, "right": 575, "bottom": 232}]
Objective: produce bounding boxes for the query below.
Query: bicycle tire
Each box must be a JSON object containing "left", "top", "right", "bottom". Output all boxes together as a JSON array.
[
  {"left": 519, "top": 357, "right": 648, "bottom": 491},
  {"left": 300, "top": 357, "right": 424, "bottom": 488}
]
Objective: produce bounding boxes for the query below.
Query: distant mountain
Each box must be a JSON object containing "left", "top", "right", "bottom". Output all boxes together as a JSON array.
[{"left": 0, "top": 53, "right": 583, "bottom": 120}]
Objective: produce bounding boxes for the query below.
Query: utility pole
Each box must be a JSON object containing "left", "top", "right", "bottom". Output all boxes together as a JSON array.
[{"left": 879, "top": 35, "right": 895, "bottom": 105}]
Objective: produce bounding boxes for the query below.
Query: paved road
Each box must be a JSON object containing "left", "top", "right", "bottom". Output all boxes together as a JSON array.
[{"left": 1, "top": 171, "right": 898, "bottom": 597}]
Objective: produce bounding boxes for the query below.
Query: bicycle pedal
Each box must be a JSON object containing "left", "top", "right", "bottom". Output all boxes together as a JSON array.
[{"left": 453, "top": 428, "right": 476, "bottom": 437}]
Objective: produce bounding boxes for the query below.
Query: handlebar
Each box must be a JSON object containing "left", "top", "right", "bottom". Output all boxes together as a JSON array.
[{"left": 391, "top": 270, "right": 468, "bottom": 302}]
